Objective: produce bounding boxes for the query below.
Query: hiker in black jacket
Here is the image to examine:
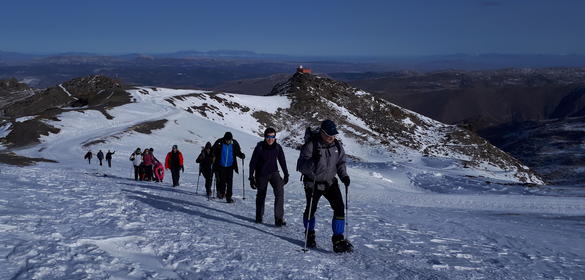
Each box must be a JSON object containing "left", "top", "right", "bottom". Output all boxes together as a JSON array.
[
  {"left": 105, "top": 150, "right": 115, "bottom": 168},
  {"left": 97, "top": 150, "right": 104, "bottom": 166},
  {"left": 249, "top": 128, "right": 289, "bottom": 226},
  {"left": 196, "top": 142, "right": 214, "bottom": 197},
  {"left": 84, "top": 150, "right": 93, "bottom": 164},
  {"left": 211, "top": 132, "right": 245, "bottom": 203}
]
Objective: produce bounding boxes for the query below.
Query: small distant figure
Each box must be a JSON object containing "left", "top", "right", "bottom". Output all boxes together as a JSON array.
[
  {"left": 196, "top": 142, "right": 214, "bottom": 197},
  {"left": 105, "top": 150, "right": 115, "bottom": 168},
  {"left": 142, "top": 148, "right": 155, "bottom": 181},
  {"left": 129, "top": 148, "right": 142, "bottom": 180},
  {"left": 97, "top": 150, "right": 104, "bottom": 166},
  {"left": 84, "top": 150, "right": 93, "bottom": 165},
  {"left": 165, "top": 145, "right": 184, "bottom": 187},
  {"left": 149, "top": 148, "right": 163, "bottom": 182}
]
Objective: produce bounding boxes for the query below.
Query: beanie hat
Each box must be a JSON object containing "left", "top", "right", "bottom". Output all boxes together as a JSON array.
[
  {"left": 264, "top": 127, "right": 276, "bottom": 137},
  {"left": 320, "top": 119, "right": 338, "bottom": 136}
]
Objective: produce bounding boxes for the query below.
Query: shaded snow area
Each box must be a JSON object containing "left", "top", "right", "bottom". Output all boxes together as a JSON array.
[{"left": 1, "top": 88, "right": 584, "bottom": 279}]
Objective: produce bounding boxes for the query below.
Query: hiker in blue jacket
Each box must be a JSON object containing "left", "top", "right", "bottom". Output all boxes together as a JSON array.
[
  {"left": 212, "top": 132, "right": 245, "bottom": 203},
  {"left": 249, "top": 128, "right": 289, "bottom": 226}
]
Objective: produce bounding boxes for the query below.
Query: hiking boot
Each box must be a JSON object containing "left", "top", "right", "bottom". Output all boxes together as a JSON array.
[
  {"left": 332, "top": 234, "right": 353, "bottom": 253},
  {"left": 275, "top": 219, "right": 286, "bottom": 227},
  {"left": 255, "top": 217, "right": 263, "bottom": 224},
  {"left": 226, "top": 198, "right": 234, "bottom": 203},
  {"left": 217, "top": 194, "right": 225, "bottom": 199},
  {"left": 306, "top": 230, "right": 316, "bottom": 248}
]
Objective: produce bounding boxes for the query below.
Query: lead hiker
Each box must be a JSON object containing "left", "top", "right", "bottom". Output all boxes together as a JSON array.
[{"left": 297, "top": 120, "right": 353, "bottom": 253}]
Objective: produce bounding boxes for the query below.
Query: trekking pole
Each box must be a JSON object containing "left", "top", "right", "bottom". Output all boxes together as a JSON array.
[
  {"left": 212, "top": 170, "right": 217, "bottom": 199},
  {"left": 242, "top": 158, "right": 246, "bottom": 200},
  {"left": 303, "top": 177, "right": 317, "bottom": 253},
  {"left": 196, "top": 171, "right": 201, "bottom": 194},
  {"left": 345, "top": 181, "right": 349, "bottom": 239}
]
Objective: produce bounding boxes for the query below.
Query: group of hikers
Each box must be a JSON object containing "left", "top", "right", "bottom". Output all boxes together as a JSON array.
[
  {"left": 84, "top": 150, "right": 115, "bottom": 167},
  {"left": 129, "top": 147, "right": 168, "bottom": 183},
  {"left": 84, "top": 120, "right": 354, "bottom": 253}
]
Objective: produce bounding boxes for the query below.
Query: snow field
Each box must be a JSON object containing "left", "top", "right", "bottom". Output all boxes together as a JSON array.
[{"left": 1, "top": 87, "right": 584, "bottom": 279}]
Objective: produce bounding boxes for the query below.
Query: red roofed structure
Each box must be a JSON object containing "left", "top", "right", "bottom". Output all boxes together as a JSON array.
[{"left": 296, "top": 65, "right": 312, "bottom": 74}]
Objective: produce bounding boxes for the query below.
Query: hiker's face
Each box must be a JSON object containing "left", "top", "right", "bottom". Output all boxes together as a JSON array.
[
  {"left": 320, "top": 131, "right": 335, "bottom": 144},
  {"left": 265, "top": 133, "right": 276, "bottom": 145}
]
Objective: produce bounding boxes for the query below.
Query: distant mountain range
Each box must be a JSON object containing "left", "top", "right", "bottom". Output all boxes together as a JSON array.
[{"left": 3, "top": 50, "right": 585, "bottom": 89}]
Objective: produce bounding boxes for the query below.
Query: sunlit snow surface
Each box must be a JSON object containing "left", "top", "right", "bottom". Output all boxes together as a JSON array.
[{"left": 1, "top": 88, "right": 584, "bottom": 279}]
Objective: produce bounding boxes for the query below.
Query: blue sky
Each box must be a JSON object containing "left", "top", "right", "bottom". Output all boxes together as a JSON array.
[{"left": 1, "top": 0, "right": 583, "bottom": 56}]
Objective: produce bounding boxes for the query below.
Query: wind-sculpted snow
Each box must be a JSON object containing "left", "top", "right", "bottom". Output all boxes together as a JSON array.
[{"left": 1, "top": 79, "right": 584, "bottom": 278}]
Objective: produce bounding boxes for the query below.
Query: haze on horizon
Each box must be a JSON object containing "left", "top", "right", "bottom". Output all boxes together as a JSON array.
[{"left": 1, "top": 0, "right": 584, "bottom": 57}]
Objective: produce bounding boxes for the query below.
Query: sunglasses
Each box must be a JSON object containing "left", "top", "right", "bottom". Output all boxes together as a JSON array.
[{"left": 265, "top": 135, "right": 276, "bottom": 139}]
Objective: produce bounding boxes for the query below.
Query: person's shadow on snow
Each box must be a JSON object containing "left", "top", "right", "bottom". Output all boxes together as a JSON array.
[{"left": 122, "top": 189, "right": 327, "bottom": 252}]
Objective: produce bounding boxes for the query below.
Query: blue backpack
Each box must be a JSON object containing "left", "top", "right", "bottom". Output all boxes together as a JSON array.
[{"left": 220, "top": 143, "right": 234, "bottom": 167}]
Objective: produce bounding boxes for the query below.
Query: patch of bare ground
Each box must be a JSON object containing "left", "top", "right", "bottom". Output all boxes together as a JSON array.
[
  {"left": 1, "top": 119, "right": 60, "bottom": 148},
  {"left": 0, "top": 152, "right": 57, "bottom": 166},
  {"left": 126, "top": 119, "right": 168, "bottom": 134}
]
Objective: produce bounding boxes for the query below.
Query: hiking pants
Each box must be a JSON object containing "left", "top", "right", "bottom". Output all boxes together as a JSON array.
[
  {"left": 255, "top": 172, "right": 284, "bottom": 221},
  {"left": 171, "top": 167, "right": 181, "bottom": 186},
  {"left": 134, "top": 166, "right": 140, "bottom": 180},
  {"left": 303, "top": 180, "right": 345, "bottom": 222},
  {"left": 203, "top": 172, "right": 213, "bottom": 195},
  {"left": 217, "top": 166, "right": 234, "bottom": 199}
]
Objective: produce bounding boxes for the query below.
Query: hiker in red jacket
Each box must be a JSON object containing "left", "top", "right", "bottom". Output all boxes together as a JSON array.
[{"left": 165, "top": 145, "right": 184, "bottom": 187}]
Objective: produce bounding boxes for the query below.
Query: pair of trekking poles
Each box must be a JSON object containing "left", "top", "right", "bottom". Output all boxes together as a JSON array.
[{"left": 196, "top": 158, "right": 247, "bottom": 200}]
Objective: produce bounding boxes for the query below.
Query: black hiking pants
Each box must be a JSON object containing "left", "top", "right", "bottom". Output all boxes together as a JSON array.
[
  {"left": 107, "top": 159, "right": 112, "bottom": 168},
  {"left": 171, "top": 166, "right": 181, "bottom": 187},
  {"left": 203, "top": 172, "right": 213, "bottom": 195},
  {"left": 303, "top": 180, "right": 345, "bottom": 221},
  {"left": 98, "top": 159, "right": 103, "bottom": 166},
  {"left": 217, "top": 166, "right": 234, "bottom": 199},
  {"left": 134, "top": 166, "right": 140, "bottom": 180},
  {"left": 255, "top": 172, "right": 284, "bottom": 221}
]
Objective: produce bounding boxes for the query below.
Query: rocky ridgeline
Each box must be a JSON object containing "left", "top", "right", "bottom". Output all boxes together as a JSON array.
[
  {"left": 265, "top": 73, "right": 543, "bottom": 184},
  {"left": 0, "top": 75, "right": 131, "bottom": 148},
  {"left": 2, "top": 75, "right": 130, "bottom": 118},
  {"left": 0, "top": 78, "right": 36, "bottom": 108}
]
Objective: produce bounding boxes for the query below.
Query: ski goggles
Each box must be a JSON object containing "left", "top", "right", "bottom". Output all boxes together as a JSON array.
[{"left": 265, "top": 135, "right": 276, "bottom": 139}]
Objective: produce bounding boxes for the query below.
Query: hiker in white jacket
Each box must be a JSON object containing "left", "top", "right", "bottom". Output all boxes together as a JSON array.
[{"left": 129, "top": 148, "right": 143, "bottom": 180}]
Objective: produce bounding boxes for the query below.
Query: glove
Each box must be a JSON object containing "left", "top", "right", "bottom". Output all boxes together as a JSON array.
[
  {"left": 241, "top": 153, "right": 246, "bottom": 160},
  {"left": 181, "top": 166, "right": 184, "bottom": 173},
  {"left": 341, "top": 176, "right": 350, "bottom": 187},
  {"left": 283, "top": 174, "right": 289, "bottom": 185},
  {"left": 249, "top": 177, "right": 256, "bottom": 189}
]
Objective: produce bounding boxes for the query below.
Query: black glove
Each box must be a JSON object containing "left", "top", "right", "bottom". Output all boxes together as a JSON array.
[
  {"left": 241, "top": 153, "right": 246, "bottom": 160},
  {"left": 283, "top": 174, "right": 289, "bottom": 185},
  {"left": 181, "top": 166, "right": 185, "bottom": 173},
  {"left": 249, "top": 177, "right": 256, "bottom": 189},
  {"left": 312, "top": 148, "right": 321, "bottom": 163},
  {"left": 341, "top": 176, "right": 350, "bottom": 187}
]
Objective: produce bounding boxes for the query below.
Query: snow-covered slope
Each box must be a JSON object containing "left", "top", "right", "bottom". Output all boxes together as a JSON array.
[
  {"left": 143, "top": 73, "right": 542, "bottom": 184},
  {"left": 1, "top": 77, "right": 584, "bottom": 279}
]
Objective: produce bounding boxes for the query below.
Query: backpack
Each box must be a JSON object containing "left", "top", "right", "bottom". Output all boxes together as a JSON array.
[{"left": 296, "top": 127, "right": 341, "bottom": 172}]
